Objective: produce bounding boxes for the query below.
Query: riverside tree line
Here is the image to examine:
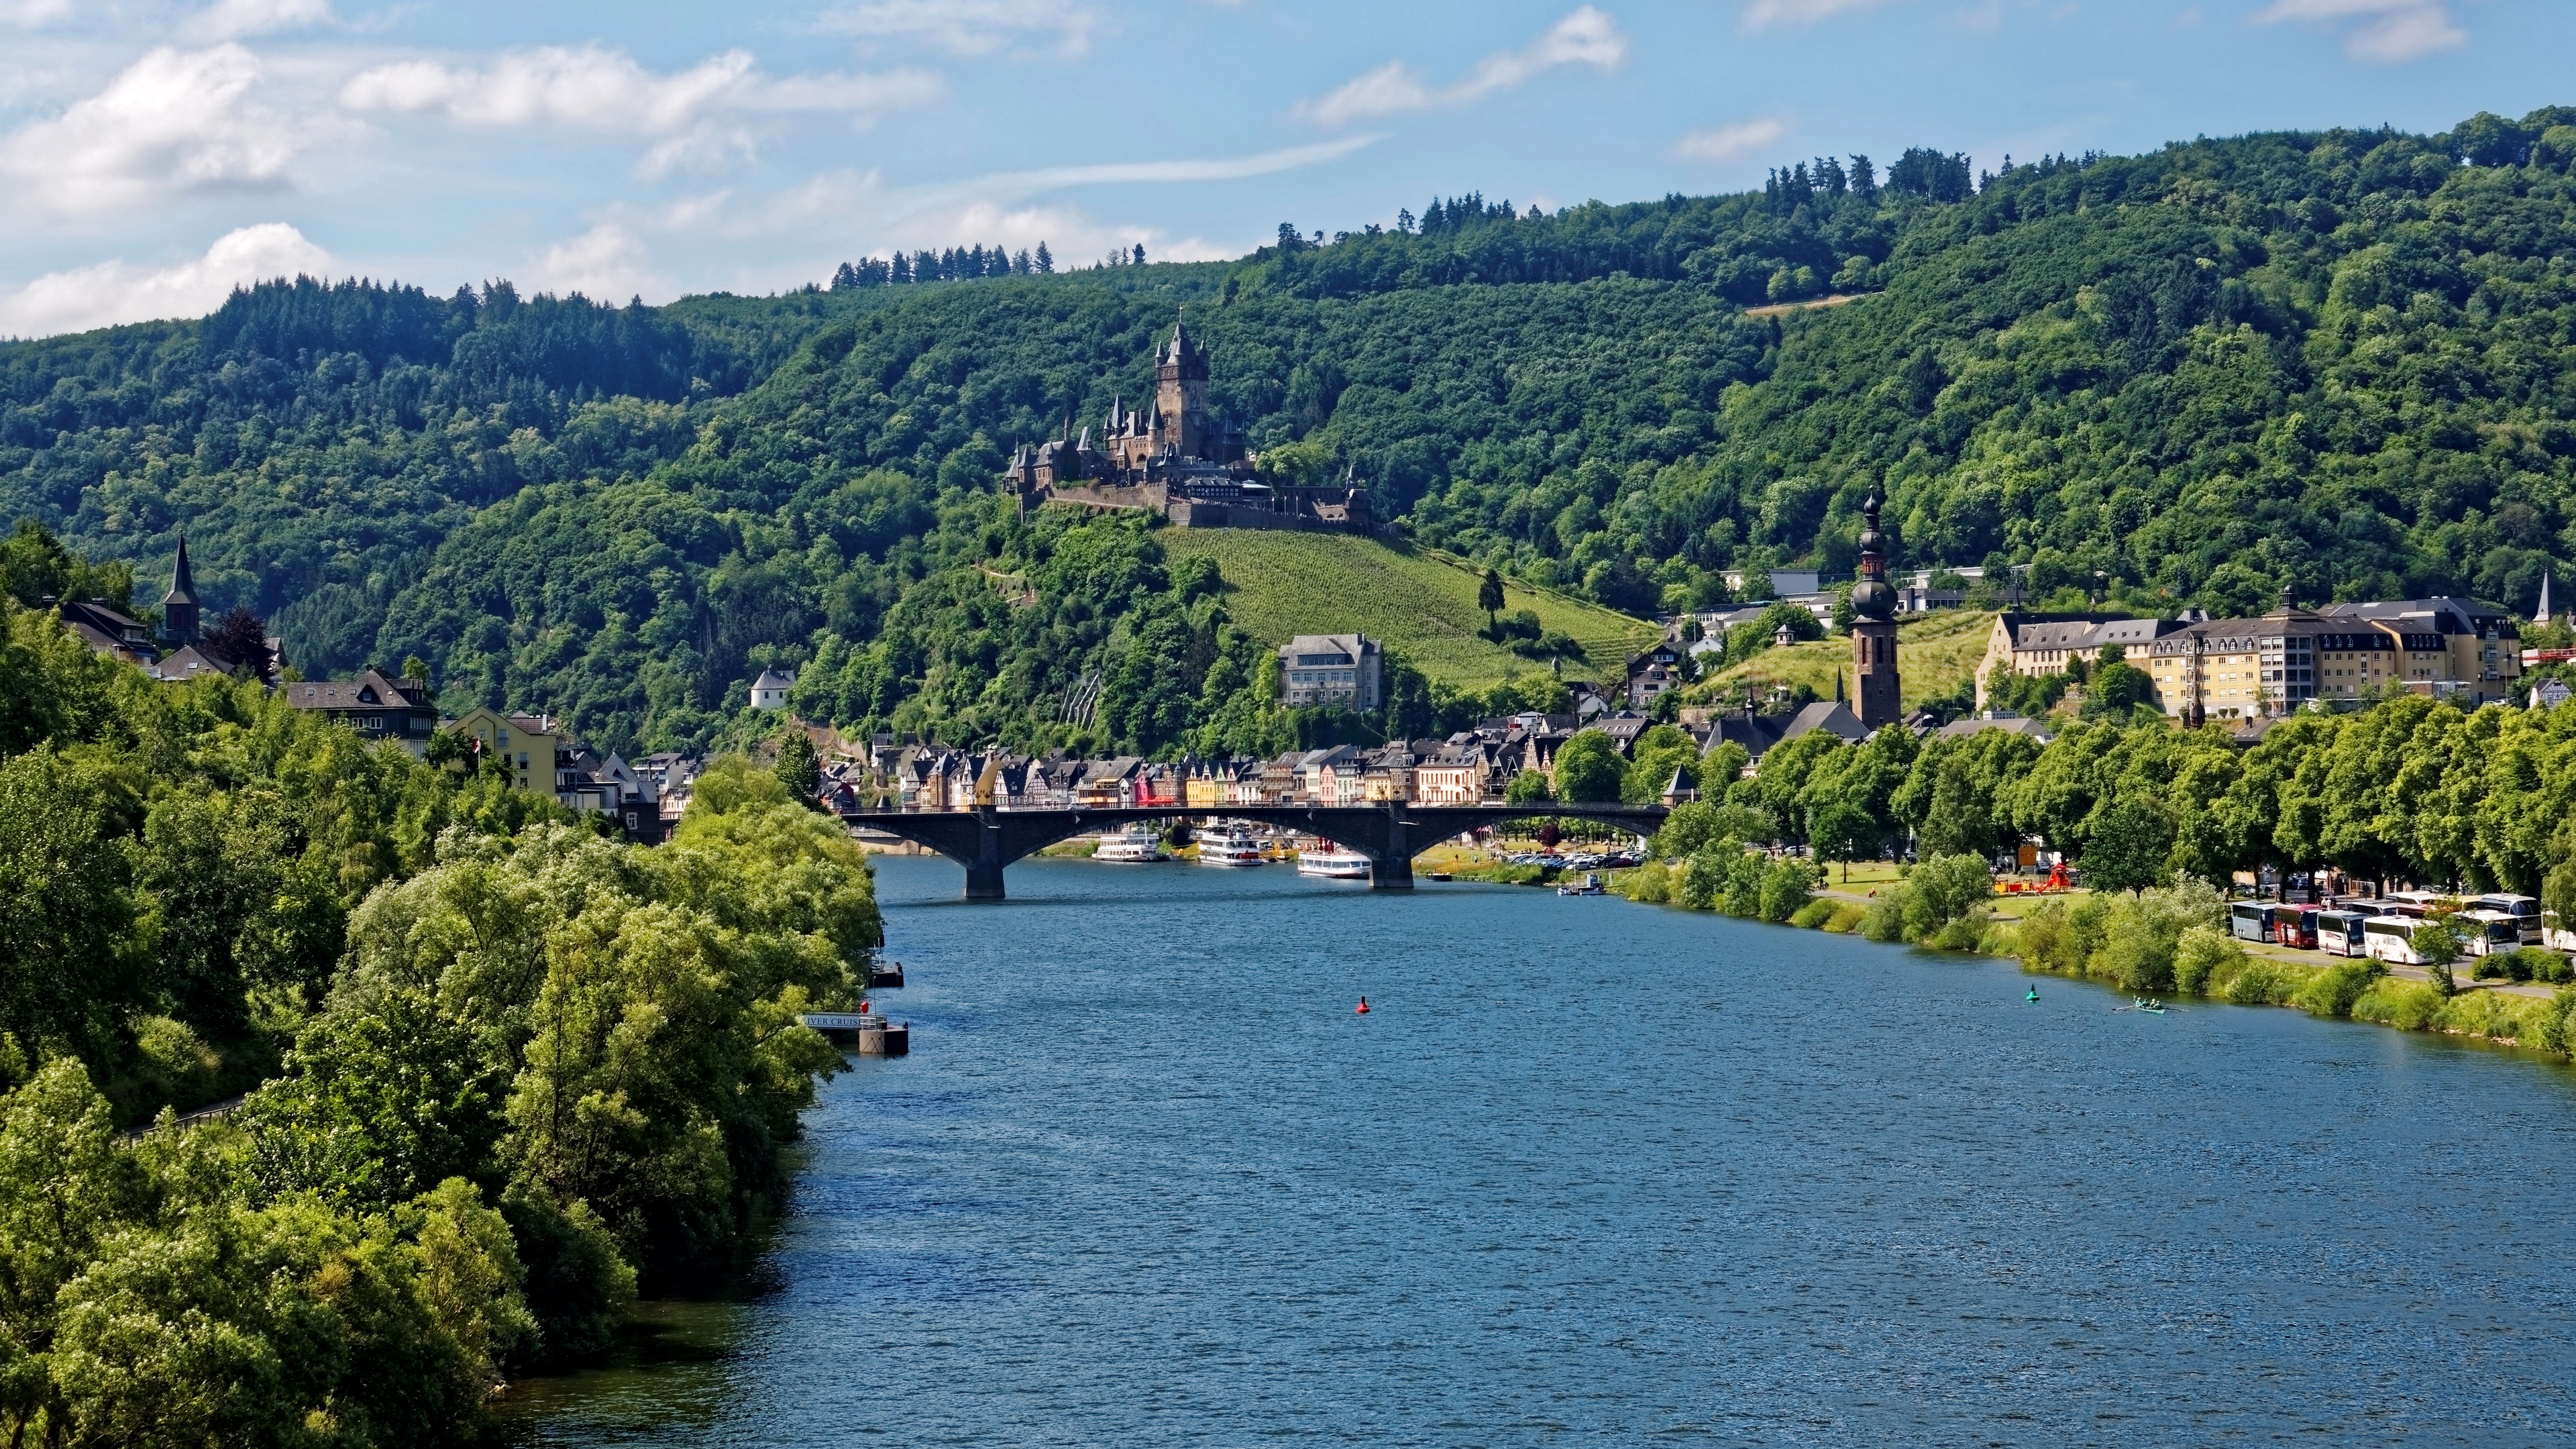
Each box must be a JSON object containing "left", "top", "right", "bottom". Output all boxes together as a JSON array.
[
  {"left": 0, "top": 588, "right": 877, "bottom": 1445},
  {"left": 1531, "top": 689, "right": 2576, "bottom": 925}
]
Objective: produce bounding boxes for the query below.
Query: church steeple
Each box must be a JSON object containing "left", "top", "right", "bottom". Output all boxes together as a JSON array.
[
  {"left": 161, "top": 536, "right": 200, "bottom": 642},
  {"left": 1848, "top": 484, "right": 1901, "bottom": 731}
]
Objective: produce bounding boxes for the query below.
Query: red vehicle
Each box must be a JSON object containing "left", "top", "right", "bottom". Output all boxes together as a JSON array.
[{"left": 2267, "top": 904, "right": 2319, "bottom": 950}]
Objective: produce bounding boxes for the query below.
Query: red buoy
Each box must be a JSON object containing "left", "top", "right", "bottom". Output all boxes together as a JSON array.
[{"left": 1356, "top": 996, "right": 1371, "bottom": 1014}]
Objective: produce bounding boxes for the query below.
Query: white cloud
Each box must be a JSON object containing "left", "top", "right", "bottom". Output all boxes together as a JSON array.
[
  {"left": 181, "top": 0, "right": 333, "bottom": 42},
  {"left": 1299, "top": 6, "right": 1625, "bottom": 128},
  {"left": 0, "top": 223, "right": 329, "bottom": 337},
  {"left": 2255, "top": 0, "right": 2464, "bottom": 62},
  {"left": 0, "top": 45, "right": 339, "bottom": 219},
  {"left": 1674, "top": 117, "right": 1789, "bottom": 163},
  {"left": 337, "top": 46, "right": 944, "bottom": 144},
  {"left": 1741, "top": 0, "right": 1886, "bottom": 30},
  {"left": 0, "top": 0, "right": 72, "bottom": 26},
  {"left": 522, "top": 222, "right": 669, "bottom": 301},
  {"left": 820, "top": 0, "right": 1110, "bottom": 58}
]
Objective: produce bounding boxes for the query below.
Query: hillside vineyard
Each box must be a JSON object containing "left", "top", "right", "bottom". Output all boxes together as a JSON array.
[{"left": 3, "top": 111, "right": 2575, "bottom": 754}]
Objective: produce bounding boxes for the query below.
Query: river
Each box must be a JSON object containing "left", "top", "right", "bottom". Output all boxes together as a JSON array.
[{"left": 504, "top": 854, "right": 2576, "bottom": 1446}]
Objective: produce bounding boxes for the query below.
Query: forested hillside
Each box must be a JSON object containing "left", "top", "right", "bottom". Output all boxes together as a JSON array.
[{"left": 6, "top": 109, "right": 2576, "bottom": 755}]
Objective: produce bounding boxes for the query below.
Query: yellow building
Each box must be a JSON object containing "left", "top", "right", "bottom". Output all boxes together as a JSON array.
[
  {"left": 452, "top": 706, "right": 560, "bottom": 796},
  {"left": 1981, "top": 592, "right": 2522, "bottom": 723}
]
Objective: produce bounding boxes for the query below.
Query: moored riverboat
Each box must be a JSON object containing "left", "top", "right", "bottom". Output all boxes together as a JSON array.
[
  {"left": 1198, "top": 827, "right": 1265, "bottom": 866},
  {"left": 1093, "top": 825, "right": 1165, "bottom": 863},
  {"left": 1297, "top": 843, "right": 1372, "bottom": 879}
]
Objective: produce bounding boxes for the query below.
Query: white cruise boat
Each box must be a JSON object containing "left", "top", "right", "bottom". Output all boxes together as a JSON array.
[
  {"left": 1297, "top": 843, "right": 1373, "bottom": 879},
  {"left": 1197, "top": 827, "right": 1265, "bottom": 866},
  {"left": 1092, "top": 826, "right": 1164, "bottom": 863}
]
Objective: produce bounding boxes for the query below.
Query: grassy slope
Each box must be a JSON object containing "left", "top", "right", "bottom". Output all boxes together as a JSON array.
[
  {"left": 1159, "top": 529, "right": 1662, "bottom": 688},
  {"left": 1695, "top": 609, "right": 1996, "bottom": 708}
]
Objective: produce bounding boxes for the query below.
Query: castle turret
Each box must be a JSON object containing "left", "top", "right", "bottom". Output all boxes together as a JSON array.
[
  {"left": 1849, "top": 484, "right": 1900, "bottom": 730},
  {"left": 1155, "top": 317, "right": 1210, "bottom": 458}
]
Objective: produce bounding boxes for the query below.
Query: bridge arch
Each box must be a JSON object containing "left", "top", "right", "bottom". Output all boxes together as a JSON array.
[{"left": 843, "top": 802, "right": 1665, "bottom": 900}]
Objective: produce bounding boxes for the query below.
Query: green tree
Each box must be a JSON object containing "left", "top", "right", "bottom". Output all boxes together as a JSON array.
[
  {"left": 775, "top": 731, "right": 822, "bottom": 806},
  {"left": 2081, "top": 794, "right": 2176, "bottom": 894},
  {"left": 1478, "top": 568, "right": 1505, "bottom": 631},
  {"left": 1552, "top": 730, "right": 1624, "bottom": 803},
  {"left": 2412, "top": 916, "right": 2465, "bottom": 996}
]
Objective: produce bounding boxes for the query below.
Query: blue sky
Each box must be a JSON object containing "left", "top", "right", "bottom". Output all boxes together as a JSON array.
[{"left": 1, "top": 0, "right": 2568, "bottom": 337}]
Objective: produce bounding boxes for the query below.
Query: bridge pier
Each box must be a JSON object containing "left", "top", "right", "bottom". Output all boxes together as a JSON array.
[
  {"left": 963, "top": 857, "right": 1008, "bottom": 900},
  {"left": 1369, "top": 854, "right": 1414, "bottom": 890}
]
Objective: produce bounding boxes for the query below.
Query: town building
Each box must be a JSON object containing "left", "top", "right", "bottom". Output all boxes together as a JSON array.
[
  {"left": 1279, "top": 633, "right": 1383, "bottom": 710},
  {"left": 451, "top": 706, "right": 560, "bottom": 797},
  {"left": 52, "top": 597, "right": 159, "bottom": 667},
  {"left": 1973, "top": 612, "right": 2198, "bottom": 707},
  {"left": 1623, "top": 637, "right": 1687, "bottom": 708},
  {"left": 1723, "top": 568, "right": 1821, "bottom": 598},
  {"left": 750, "top": 668, "right": 794, "bottom": 710},
  {"left": 1004, "top": 321, "right": 1374, "bottom": 534},
  {"left": 284, "top": 669, "right": 439, "bottom": 753},
  {"left": 1847, "top": 484, "right": 1902, "bottom": 730}
]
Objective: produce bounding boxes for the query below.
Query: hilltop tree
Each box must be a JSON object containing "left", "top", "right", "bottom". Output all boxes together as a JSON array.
[{"left": 1479, "top": 568, "right": 1505, "bottom": 630}]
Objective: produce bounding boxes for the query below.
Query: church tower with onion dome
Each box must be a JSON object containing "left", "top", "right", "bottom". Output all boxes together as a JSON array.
[{"left": 1849, "top": 483, "right": 1901, "bottom": 730}]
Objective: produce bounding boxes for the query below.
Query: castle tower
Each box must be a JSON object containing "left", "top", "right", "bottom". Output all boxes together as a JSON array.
[
  {"left": 1848, "top": 484, "right": 1900, "bottom": 730},
  {"left": 161, "top": 536, "right": 200, "bottom": 643},
  {"left": 1155, "top": 317, "right": 1209, "bottom": 459}
]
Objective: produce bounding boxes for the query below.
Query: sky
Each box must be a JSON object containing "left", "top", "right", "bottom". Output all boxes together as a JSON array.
[{"left": 1, "top": 0, "right": 2571, "bottom": 338}]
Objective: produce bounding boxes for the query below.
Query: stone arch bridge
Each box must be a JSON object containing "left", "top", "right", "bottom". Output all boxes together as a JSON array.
[{"left": 843, "top": 803, "right": 1668, "bottom": 899}]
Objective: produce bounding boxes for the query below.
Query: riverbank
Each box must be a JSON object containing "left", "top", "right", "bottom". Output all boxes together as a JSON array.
[{"left": 1514, "top": 847, "right": 2576, "bottom": 1061}]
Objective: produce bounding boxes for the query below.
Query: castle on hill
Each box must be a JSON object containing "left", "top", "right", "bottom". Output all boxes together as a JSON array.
[{"left": 1004, "top": 320, "right": 1373, "bottom": 534}]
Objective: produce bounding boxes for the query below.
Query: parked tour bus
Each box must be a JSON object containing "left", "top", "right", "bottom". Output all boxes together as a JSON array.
[
  {"left": 2315, "top": 908, "right": 2368, "bottom": 957},
  {"left": 2230, "top": 902, "right": 2273, "bottom": 944},
  {"left": 2476, "top": 894, "right": 2544, "bottom": 946},
  {"left": 2461, "top": 910, "right": 2525, "bottom": 957},
  {"left": 2378, "top": 891, "right": 2452, "bottom": 920},
  {"left": 2268, "top": 904, "right": 2320, "bottom": 950},
  {"left": 2363, "top": 916, "right": 2424, "bottom": 965}
]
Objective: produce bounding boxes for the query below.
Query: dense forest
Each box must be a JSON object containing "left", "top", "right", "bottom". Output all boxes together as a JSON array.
[
  {"left": 0, "top": 585, "right": 875, "bottom": 1442},
  {"left": 5, "top": 109, "right": 2576, "bottom": 754}
]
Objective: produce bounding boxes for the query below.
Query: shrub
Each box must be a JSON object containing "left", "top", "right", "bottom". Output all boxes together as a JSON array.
[
  {"left": 2092, "top": 886, "right": 2220, "bottom": 993},
  {"left": 1619, "top": 861, "right": 1673, "bottom": 904},
  {"left": 2063, "top": 895, "right": 2116, "bottom": 975},
  {"left": 2296, "top": 959, "right": 2384, "bottom": 1019},
  {"left": 2224, "top": 959, "right": 2299, "bottom": 1005},
  {"left": 1789, "top": 898, "right": 1838, "bottom": 929},
  {"left": 1905, "top": 854, "right": 1996, "bottom": 936},
  {"left": 2171, "top": 925, "right": 2243, "bottom": 997},
  {"left": 1721, "top": 854, "right": 1766, "bottom": 918},
  {"left": 1859, "top": 887, "right": 1909, "bottom": 943},
  {"left": 1678, "top": 845, "right": 1733, "bottom": 910},
  {"left": 1823, "top": 902, "right": 1868, "bottom": 932},
  {"left": 1758, "top": 858, "right": 1818, "bottom": 923},
  {"left": 2011, "top": 900, "right": 2070, "bottom": 970},
  {"left": 2353, "top": 980, "right": 2444, "bottom": 1032}
]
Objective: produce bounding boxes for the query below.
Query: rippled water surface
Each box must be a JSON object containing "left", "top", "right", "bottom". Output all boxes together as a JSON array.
[{"left": 506, "top": 855, "right": 2576, "bottom": 1446}]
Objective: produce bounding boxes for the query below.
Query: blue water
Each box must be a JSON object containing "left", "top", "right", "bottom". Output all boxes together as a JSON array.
[{"left": 506, "top": 855, "right": 2576, "bottom": 1446}]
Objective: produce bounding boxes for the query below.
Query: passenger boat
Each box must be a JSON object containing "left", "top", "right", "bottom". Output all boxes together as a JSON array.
[
  {"left": 1092, "top": 825, "right": 1165, "bottom": 863},
  {"left": 1556, "top": 871, "right": 1607, "bottom": 897},
  {"left": 1198, "top": 827, "right": 1265, "bottom": 867},
  {"left": 1297, "top": 843, "right": 1372, "bottom": 879}
]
